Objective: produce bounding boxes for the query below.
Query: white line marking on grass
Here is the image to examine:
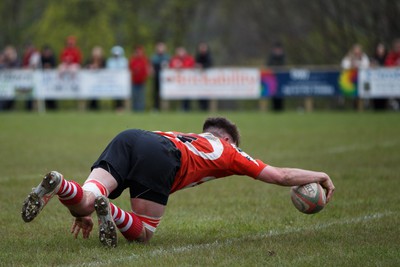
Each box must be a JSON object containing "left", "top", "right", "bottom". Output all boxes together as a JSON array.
[
  {"left": 72, "top": 211, "right": 394, "bottom": 267},
  {"left": 149, "top": 212, "right": 394, "bottom": 256}
]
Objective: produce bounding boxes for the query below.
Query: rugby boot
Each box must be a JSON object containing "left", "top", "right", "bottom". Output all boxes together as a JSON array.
[
  {"left": 21, "top": 171, "right": 63, "bottom": 222},
  {"left": 95, "top": 195, "right": 118, "bottom": 248}
]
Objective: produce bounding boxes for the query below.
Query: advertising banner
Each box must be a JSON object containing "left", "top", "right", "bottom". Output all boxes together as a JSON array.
[
  {"left": 0, "top": 69, "right": 130, "bottom": 100},
  {"left": 0, "top": 70, "right": 35, "bottom": 99},
  {"left": 276, "top": 69, "right": 340, "bottom": 97},
  {"left": 80, "top": 70, "right": 130, "bottom": 98},
  {"left": 34, "top": 70, "right": 130, "bottom": 99},
  {"left": 358, "top": 67, "right": 400, "bottom": 98},
  {"left": 35, "top": 70, "right": 82, "bottom": 99},
  {"left": 337, "top": 69, "right": 358, "bottom": 97},
  {"left": 161, "top": 68, "right": 260, "bottom": 99}
]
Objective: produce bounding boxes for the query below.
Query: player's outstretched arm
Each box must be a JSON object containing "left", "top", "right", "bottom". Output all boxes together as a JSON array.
[{"left": 257, "top": 165, "right": 335, "bottom": 202}]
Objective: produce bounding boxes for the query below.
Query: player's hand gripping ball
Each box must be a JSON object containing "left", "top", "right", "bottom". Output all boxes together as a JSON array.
[{"left": 290, "top": 183, "right": 326, "bottom": 214}]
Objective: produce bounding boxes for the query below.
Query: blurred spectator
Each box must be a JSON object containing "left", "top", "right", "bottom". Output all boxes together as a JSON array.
[
  {"left": 151, "top": 42, "right": 170, "bottom": 111},
  {"left": 0, "top": 53, "right": 5, "bottom": 69},
  {"left": 267, "top": 41, "right": 285, "bottom": 66},
  {"left": 22, "top": 43, "right": 41, "bottom": 69},
  {"left": 3, "top": 45, "right": 19, "bottom": 68},
  {"left": 85, "top": 46, "right": 106, "bottom": 69},
  {"left": 106, "top": 45, "right": 128, "bottom": 69},
  {"left": 341, "top": 44, "right": 370, "bottom": 69},
  {"left": 106, "top": 45, "right": 128, "bottom": 110},
  {"left": 0, "top": 52, "right": 6, "bottom": 110},
  {"left": 169, "top": 47, "right": 195, "bottom": 69},
  {"left": 58, "top": 35, "right": 82, "bottom": 75},
  {"left": 267, "top": 41, "right": 286, "bottom": 111},
  {"left": 41, "top": 45, "right": 57, "bottom": 69},
  {"left": 58, "top": 36, "right": 82, "bottom": 111},
  {"left": 196, "top": 42, "right": 212, "bottom": 68},
  {"left": 85, "top": 46, "right": 106, "bottom": 110},
  {"left": 371, "top": 43, "right": 387, "bottom": 67},
  {"left": 384, "top": 39, "right": 400, "bottom": 110},
  {"left": 341, "top": 44, "right": 370, "bottom": 111},
  {"left": 40, "top": 45, "right": 58, "bottom": 110},
  {"left": 384, "top": 39, "right": 400, "bottom": 66},
  {"left": 195, "top": 42, "right": 213, "bottom": 111},
  {"left": 129, "top": 46, "right": 150, "bottom": 112},
  {"left": 0, "top": 45, "right": 19, "bottom": 111},
  {"left": 169, "top": 47, "right": 195, "bottom": 111},
  {"left": 370, "top": 43, "right": 389, "bottom": 110},
  {"left": 21, "top": 43, "right": 41, "bottom": 110}
]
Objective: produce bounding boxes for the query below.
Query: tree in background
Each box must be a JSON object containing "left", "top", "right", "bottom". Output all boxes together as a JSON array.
[{"left": 0, "top": 0, "right": 399, "bottom": 66}]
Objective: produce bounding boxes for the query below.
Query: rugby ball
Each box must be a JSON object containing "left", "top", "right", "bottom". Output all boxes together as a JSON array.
[{"left": 290, "top": 183, "right": 326, "bottom": 214}]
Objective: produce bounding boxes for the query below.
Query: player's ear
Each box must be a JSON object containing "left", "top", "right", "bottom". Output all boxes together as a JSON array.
[{"left": 223, "top": 136, "right": 234, "bottom": 144}]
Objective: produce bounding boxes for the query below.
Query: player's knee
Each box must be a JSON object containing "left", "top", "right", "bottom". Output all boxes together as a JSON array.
[
  {"left": 133, "top": 212, "right": 161, "bottom": 243},
  {"left": 82, "top": 179, "right": 109, "bottom": 197}
]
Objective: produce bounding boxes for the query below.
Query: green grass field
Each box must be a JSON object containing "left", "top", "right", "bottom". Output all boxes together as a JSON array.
[{"left": 1, "top": 111, "right": 399, "bottom": 266}]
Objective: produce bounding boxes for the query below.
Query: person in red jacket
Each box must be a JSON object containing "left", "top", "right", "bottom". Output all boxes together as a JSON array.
[
  {"left": 59, "top": 36, "right": 82, "bottom": 74},
  {"left": 129, "top": 46, "right": 149, "bottom": 111},
  {"left": 384, "top": 39, "right": 400, "bottom": 110},
  {"left": 385, "top": 39, "right": 400, "bottom": 66},
  {"left": 169, "top": 47, "right": 195, "bottom": 111},
  {"left": 169, "top": 47, "right": 195, "bottom": 69},
  {"left": 22, "top": 117, "right": 335, "bottom": 248}
]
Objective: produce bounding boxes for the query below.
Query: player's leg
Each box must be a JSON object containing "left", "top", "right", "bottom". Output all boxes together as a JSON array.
[
  {"left": 94, "top": 182, "right": 167, "bottom": 246},
  {"left": 75, "top": 167, "right": 118, "bottom": 215},
  {"left": 93, "top": 195, "right": 119, "bottom": 247},
  {"left": 129, "top": 197, "right": 165, "bottom": 242},
  {"left": 95, "top": 197, "right": 165, "bottom": 245},
  {"left": 21, "top": 171, "right": 85, "bottom": 222},
  {"left": 125, "top": 181, "right": 167, "bottom": 242},
  {"left": 92, "top": 129, "right": 179, "bottom": 246},
  {"left": 106, "top": 131, "right": 177, "bottom": 243},
  {"left": 69, "top": 167, "right": 120, "bottom": 240},
  {"left": 22, "top": 168, "right": 118, "bottom": 222}
]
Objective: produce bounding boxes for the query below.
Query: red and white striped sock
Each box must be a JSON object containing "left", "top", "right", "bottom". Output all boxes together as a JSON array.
[
  {"left": 132, "top": 212, "right": 161, "bottom": 233},
  {"left": 57, "top": 179, "right": 83, "bottom": 206},
  {"left": 82, "top": 179, "right": 109, "bottom": 197},
  {"left": 110, "top": 203, "right": 143, "bottom": 241}
]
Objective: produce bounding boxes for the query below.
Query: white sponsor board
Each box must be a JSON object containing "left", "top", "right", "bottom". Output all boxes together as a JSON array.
[
  {"left": 0, "top": 69, "right": 130, "bottom": 100},
  {"left": 80, "top": 70, "right": 130, "bottom": 99},
  {"left": 358, "top": 67, "right": 400, "bottom": 98},
  {"left": 160, "top": 68, "right": 260, "bottom": 99},
  {"left": 0, "top": 70, "right": 35, "bottom": 99},
  {"left": 35, "top": 69, "right": 130, "bottom": 99},
  {"left": 35, "top": 70, "right": 82, "bottom": 99}
]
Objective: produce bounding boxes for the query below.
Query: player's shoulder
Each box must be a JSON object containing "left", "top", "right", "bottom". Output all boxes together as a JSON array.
[
  {"left": 155, "top": 131, "right": 212, "bottom": 140},
  {"left": 154, "top": 131, "right": 233, "bottom": 149},
  {"left": 227, "top": 142, "right": 262, "bottom": 165}
]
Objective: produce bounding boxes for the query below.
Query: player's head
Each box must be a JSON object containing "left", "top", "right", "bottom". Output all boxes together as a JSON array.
[{"left": 202, "top": 117, "right": 240, "bottom": 146}]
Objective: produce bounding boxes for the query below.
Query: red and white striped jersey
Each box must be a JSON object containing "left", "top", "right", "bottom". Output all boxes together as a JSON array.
[{"left": 154, "top": 131, "right": 267, "bottom": 193}]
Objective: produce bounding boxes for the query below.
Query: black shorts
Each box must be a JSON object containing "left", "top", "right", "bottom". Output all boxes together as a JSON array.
[{"left": 91, "top": 129, "right": 181, "bottom": 205}]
